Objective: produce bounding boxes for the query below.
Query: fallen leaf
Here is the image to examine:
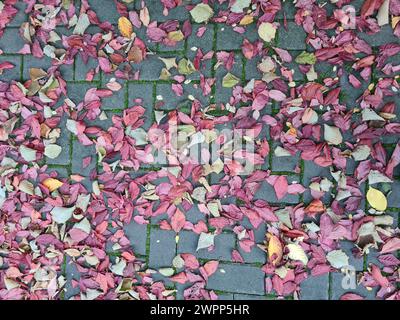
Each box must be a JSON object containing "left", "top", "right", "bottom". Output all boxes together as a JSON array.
[
  {"left": 286, "top": 243, "right": 308, "bottom": 265},
  {"left": 366, "top": 187, "right": 387, "bottom": 211},
  {"left": 118, "top": 16, "right": 133, "bottom": 38},
  {"left": 267, "top": 233, "right": 283, "bottom": 266},
  {"left": 43, "top": 178, "right": 64, "bottom": 192},
  {"left": 258, "top": 22, "right": 276, "bottom": 42},
  {"left": 190, "top": 3, "right": 214, "bottom": 23}
]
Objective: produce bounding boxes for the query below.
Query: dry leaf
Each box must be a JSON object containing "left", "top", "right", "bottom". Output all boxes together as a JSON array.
[
  {"left": 286, "top": 243, "right": 308, "bottom": 265},
  {"left": 43, "top": 178, "right": 64, "bottom": 192},
  {"left": 118, "top": 16, "right": 133, "bottom": 38},
  {"left": 366, "top": 187, "right": 387, "bottom": 211},
  {"left": 258, "top": 22, "right": 276, "bottom": 42},
  {"left": 267, "top": 233, "right": 283, "bottom": 266}
]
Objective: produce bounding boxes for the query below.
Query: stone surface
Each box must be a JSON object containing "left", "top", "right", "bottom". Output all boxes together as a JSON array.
[
  {"left": 299, "top": 273, "right": 329, "bottom": 300},
  {"left": 206, "top": 263, "right": 265, "bottom": 295}
]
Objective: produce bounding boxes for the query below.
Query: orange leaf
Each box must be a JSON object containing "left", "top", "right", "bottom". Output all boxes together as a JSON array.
[
  {"left": 118, "top": 16, "right": 133, "bottom": 38},
  {"left": 305, "top": 199, "right": 325, "bottom": 216},
  {"left": 267, "top": 233, "right": 283, "bottom": 266},
  {"left": 43, "top": 178, "right": 63, "bottom": 192}
]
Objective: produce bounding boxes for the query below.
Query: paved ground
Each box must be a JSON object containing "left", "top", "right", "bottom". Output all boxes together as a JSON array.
[{"left": 0, "top": 0, "right": 399, "bottom": 300}]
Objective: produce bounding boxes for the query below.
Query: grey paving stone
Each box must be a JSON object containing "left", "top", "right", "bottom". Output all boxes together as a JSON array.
[
  {"left": 71, "top": 140, "right": 97, "bottom": 190},
  {"left": 206, "top": 263, "right": 265, "bottom": 295},
  {"left": 46, "top": 116, "right": 71, "bottom": 166},
  {"left": 8, "top": 1, "right": 28, "bottom": 27},
  {"left": 46, "top": 166, "right": 69, "bottom": 180},
  {"left": 254, "top": 176, "right": 301, "bottom": 204},
  {"left": 128, "top": 82, "right": 154, "bottom": 129},
  {"left": 149, "top": 228, "right": 176, "bottom": 268},
  {"left": 177, "top": 231, "right": 235, "bottom": 261},
  {"left": 181, "top": 205, "right": 207, "bottom": 224},
  {"left": 58, "top": 62, "right": 74, "bottom": 81},
  {"left": 339, "top": 71, "right": 369, "bottom": 108},
  {"left": 158, "top": 39, "right": 185, "bottom": 52},
  {"left": 137, "top": 0, "right": 189, "bottom": 22},
  {"left": 87, "top": 0, "right": 120, "bottom": 24},
  {"left": 276, "top": 1, "right": 297, "bottom": 19},
  {"left": 330, "top": 272, "right": 377, "bottom": 300},
  {"left": 339, "top": 240, "right": 364, "bottom": 271},
  {"left": 187, "top": 24, "right": 214, "bottom": 54},
  {"left": 216, "top": 25, "right": 245, "bottom": 51},
  {"left": 75, "top": 56, "right": 100, "bottom": 81},
  {"left": 0, "top": 55, "right": 21, "bottom": 81},
  {"left": 101, "top": 78, "right": 126, "bottom": 110},
  {"left": 66, "top": 82, "right": 97, "bottom": 106},
  {"left": 131, "top": 54, "right": 165, "bottom": 80},
  {"left": 215, "top": 53, "right": 243, "bottom": 104},
  {"left": 237, "top": 245, "right": 266, "bottom": 264},
  {"left": 388, "top": 181, "right": 400, "bottom": 208},
  {"left": 358, "top": 26, "right": 400, "bottom": 47},
  {"left": 299, "top": 273, "right": 329, "bottom": 300},
  {"left": 155, "top": 82, "right": 209, "bottom": 110},
  {"left": 64, "top": 257, "right": 80, "bottom": 300},
  {"left": 123, "top": 221, "right": 148, "bottom": 256},
  {"left": 22, "top": 56, "right": 53, "bottom": 80},
  {"left": 277, "top": 22, "right": 307, "bottom": 50},
  {"left": 0, "top": 28, "right": 26, "bottom": 54},
  {"left": 271, "top": 145, "right": 300, "bottom": 172}
]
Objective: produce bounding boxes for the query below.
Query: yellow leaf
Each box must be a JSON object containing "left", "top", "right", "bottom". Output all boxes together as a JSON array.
[
  {"left": 168, "top": 30, "right": 184, "bottom": 42},
  {"left": 367, "top": 187, "right": 387, "bottom": 211},
  {"left": 239, "top": 15, "right": 253, "bottom": 26},
  {"left": 118, "top": 16, "right": 133, "bottom": 38},
  {"left": 267, "top": 233, "right": 283, "bottom": 266},
  {"left": 43, "top": 178, "right": 63, "bottom": 192}
]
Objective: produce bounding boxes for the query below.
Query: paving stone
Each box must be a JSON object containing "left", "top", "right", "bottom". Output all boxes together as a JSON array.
[
  {"left": 58, "top": 62, "right": 74, "bottom": 81},
  {"left": 0, "top": 28, "right": 26, "bottom": 53},
  {"left": 128, "top": 82, "right": 154, "bottom": 129},
  {"left": 299, "top": 273, "right": 329, "bottom": 300},
  {"left": 206, "top": 263, "right": 265, "bottom": 295},
  {"left": 64, "top": 257, "right": 80, "bottom": 300},
  {"left": 22, "top": 56, "right": 53, "bottom": 80},
  {"left": 138, "top": 0, "right": 190, "bottom": 22},
  {"left": 0, "top": 55, "right": 21, "bottom": 81},
  {"left": 149, "top": 229, "right": 176, "bottom": 268},
  {"left": 71, "top": 140, "right": 97, "bottom": 190},
  {"left": 241, "top": 218, "right": 267, "bottom": 243},
  {"left": 180, "top": 204, "right": 207, "bottom": 224},
  {"left": 215, "top": 53, "right": 243, "bottom": 104},
  {"left": 216, "top": 25, "right": 244, "bottom": 51},
  {"left": 66, "top": 82, "right": 97, "bottom": 106},
  {"left": 237, "top": 245, "right": 266, "bottom": 264},
  {"left": 271, "top": 144, "right": 300, "bottom": 172},
  {"left": 87, "top": 0, "right": 120, "bottom": 24},
  {"left": 131, "top": 54, "right": 165, "bottom": 80},
  {"left": 254, "top": 176, "right": 301, "bottom": 204},
  {"left": 358, "top": 26, "right": 400, "bottom": 47},
  {"left": 277, "top": 22, "right": 307, "bottom": 50},
  {"left": 339, "top": 240, "right": 364, "bottom": 271},
  {"left": 303, "top": 160, "right": 333, "bottom": 203},
  {"left": 101, "top": 77, "right": 126, "bottom": 110},
  {"left": 388, "top": 181, "right": 400, "bottom": 208},
  {"left": 8, "top": 1, "right": 29, "bottom": 27},
  {"left": 158, "top": 40, "right": 185, "bottom": 52},
  {"left": 339, "top": 72, "right": 369, "bottom": 108},
  {"left": 123, "top": 221, "right": 148, "bottom": 256},
  {"left": 75, "top": 56, "right": 100, "bottom": 81},
  {"left": 155, "top": 82, "right": 209, "bottom": 110},
  {"left": 330, "top": 272, "right": 377, "bottom": 300},
  {"left": 177, "top": 231, "right": 235, "bottom": 261},
  {"left": 46, "top": 116, "right": 71, "bottom": 166},
  {"left": 276, "top": 1, "right": 297, "bottom": 19}
]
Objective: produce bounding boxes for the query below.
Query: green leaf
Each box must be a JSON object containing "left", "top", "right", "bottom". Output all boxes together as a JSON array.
[
  {"left": 222, "top": 73, "right": 240, "bottom": 88},
  {"left": 295, "top": 51, "right": 317, "bottom": 65},
  {"left": 190, "top": 3, "right": 214, "bottom": 23},
  {"left": 177, "top": 58, "right": 196, "bottom": 75}
]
